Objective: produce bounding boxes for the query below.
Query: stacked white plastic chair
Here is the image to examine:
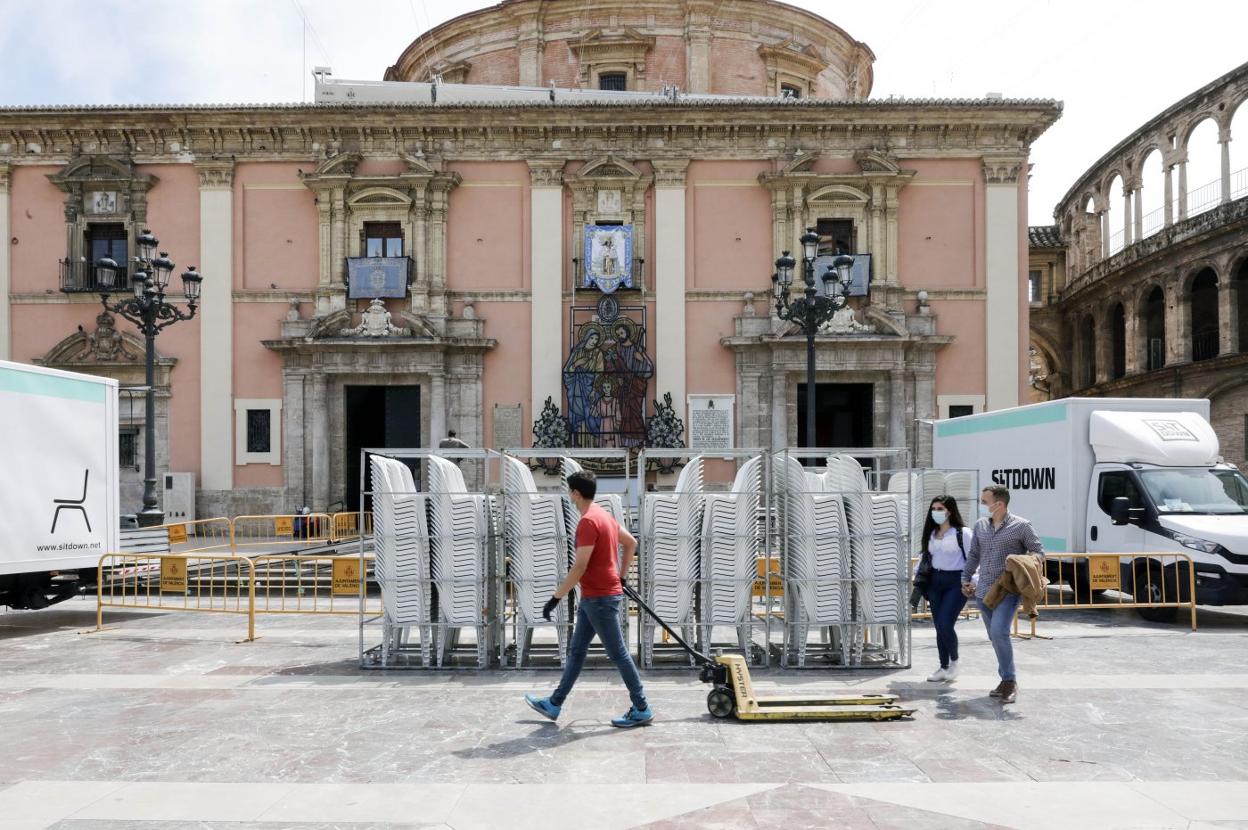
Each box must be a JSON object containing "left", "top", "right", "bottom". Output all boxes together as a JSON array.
[
  {"left": 641, "top": 455, "right": 704, "bottom": 665},
  {"left": 865, "top": 493, "right": 904, "bottom": 625},
  {"left": 559, "top": 455, "right": 630, "bottom": 633},
  {"left": 775, "top": 453, "right": 850, "bottom": 666},
  {"left": 427, "top": 455, "right": 489, "bottom": 667},
  {"left": 369, "top": 455, "right": 432, "bottom": 665},
  {"left": 699, "top": 455, "right": 764, "bottom": 655},
  {"left": 501, "top": 455, "right": 570, "bottom": 665}
]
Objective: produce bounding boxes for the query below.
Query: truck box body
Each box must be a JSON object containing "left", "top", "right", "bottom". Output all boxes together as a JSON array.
[
  {"left": 933, "top": 397, "right": 1248, "bottom": 608},
  {"left": 0, "top": 360, "right": 120, "bottom": 575}
]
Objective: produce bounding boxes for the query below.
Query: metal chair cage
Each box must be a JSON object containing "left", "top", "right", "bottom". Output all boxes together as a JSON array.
[
  {"left": 499, "top": 448, "right": 633, "bottom": 668},
  {"left": 357, "top": 447, "right": 502, "bottom": 669},
  {"left": 634, "top": 448, "right": 771, "bottom": 668},
  {"left": 771, "top": 447, "right": 916, "bottom": 669}
]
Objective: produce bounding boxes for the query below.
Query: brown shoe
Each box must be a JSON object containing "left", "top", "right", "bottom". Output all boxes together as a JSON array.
[
  {"left": 999, "top": 680, "right": 1018, "bottom": 704},
  {"left": 988, "top": 681, "right": 1006, "bottom": 698}
]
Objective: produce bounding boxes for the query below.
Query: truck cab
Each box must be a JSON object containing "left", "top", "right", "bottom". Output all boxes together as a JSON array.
[{"left": 1087, "top": 461, "right": 1248, "bottom": 609}]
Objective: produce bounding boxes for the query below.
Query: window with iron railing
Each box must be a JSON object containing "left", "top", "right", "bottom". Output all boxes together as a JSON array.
[
  {"left": 1193, "top": 330, "right": 1219, "bottom": 362},
  {"left": 598, "top": 72, "right": 627, "bottom": 91},
  {"left": 1147, "top": 337, "right": 1165, "bottom": 371},
  {"left": 62, "top": 223, "right": 129, "bottom": 292}
]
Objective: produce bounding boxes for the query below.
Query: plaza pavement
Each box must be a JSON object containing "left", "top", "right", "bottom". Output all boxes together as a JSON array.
[{"left": 1, "top": 598, "right": 1247, "bottom": 829}]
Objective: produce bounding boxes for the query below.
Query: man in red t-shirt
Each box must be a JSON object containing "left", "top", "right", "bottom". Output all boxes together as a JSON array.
[{"left": 525, "top": 470, "right": 653, "bottom": 727}]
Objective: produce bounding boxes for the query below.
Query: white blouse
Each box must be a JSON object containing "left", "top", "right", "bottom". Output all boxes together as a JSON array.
[{"left": 927, "top": 526, "right": 971, "bottom": 572}]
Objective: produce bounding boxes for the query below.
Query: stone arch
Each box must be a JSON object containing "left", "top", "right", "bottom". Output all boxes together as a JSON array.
[
  {"left": 1189, "top": 266, "right": 1220, "bottom": 361},
  {"left": 1137, "top": 146, "right": 1166, "bottom": 237},
  {"left": 1140, "top": 283, "right": 1167, "bottom": 371},
  {"left": 1184, "top": 116, "right": 1222, "bottom": 214},
  {"left": 806, "top": 184, "right": 870, "bottom": 204},
  {"left": 345, "top": 186, "right": 413, "bottom": 207},
  {"left": 1105, "top": 172, "right": 1126, "bottom": 254}
]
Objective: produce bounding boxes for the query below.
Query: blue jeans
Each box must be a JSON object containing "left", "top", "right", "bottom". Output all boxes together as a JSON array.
[
  {"left": 552, "top": 594, "right": 648, "bottom": 711},
  {"left": 926, "top": 570, "right": 966, "bottom": 669},
  {"left": 977, "top": 593, "right": 1021, "bottom": 681}
]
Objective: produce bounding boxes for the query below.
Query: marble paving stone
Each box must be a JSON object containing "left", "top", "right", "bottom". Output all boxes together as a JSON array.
[
  {"left": 1133, "top": 782, "right": 1248, "bottom": 822},
  {"left": 73, "top": 782, "right": 296, "bottom": 823},
  {"left": 0, "top": 781, "right": 127, "bottom": 824},
  {"left": 48, "top": 823, "right": 442, "bottom": 829}
]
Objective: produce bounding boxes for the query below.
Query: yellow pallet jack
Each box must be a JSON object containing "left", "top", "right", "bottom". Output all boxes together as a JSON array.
[{"left": 621, "top": 585, "right": 915, "bottom": 722}]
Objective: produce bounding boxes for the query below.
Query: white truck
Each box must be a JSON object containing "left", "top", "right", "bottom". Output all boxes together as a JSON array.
[
  {"left": 933, "top": 397, "right": 1248, "bottom": 620},
  {"left": 0, "top": 360, "right": 120, "bottom": 609}
]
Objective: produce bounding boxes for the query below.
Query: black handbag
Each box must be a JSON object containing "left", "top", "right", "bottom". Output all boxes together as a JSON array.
[{"left": 909, "top": 551, "right": 933, "bottom": 609}]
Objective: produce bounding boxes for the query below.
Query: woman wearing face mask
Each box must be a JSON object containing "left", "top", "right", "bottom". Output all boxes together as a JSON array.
[{"left": 918, "top": 496, "right": 971, "bottom": 682}]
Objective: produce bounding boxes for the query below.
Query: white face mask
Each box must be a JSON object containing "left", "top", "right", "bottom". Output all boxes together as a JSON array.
[
  {"left": 978, "top": 503, "right": 993, "bottom": 519},
  {"left": 930, "top": 510, "right": 948, "bottom": 525}
]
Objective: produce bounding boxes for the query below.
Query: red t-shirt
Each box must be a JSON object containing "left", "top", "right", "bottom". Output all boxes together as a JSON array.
[{"left": 575, "top": 502, "right": 623, "bottom": 598}]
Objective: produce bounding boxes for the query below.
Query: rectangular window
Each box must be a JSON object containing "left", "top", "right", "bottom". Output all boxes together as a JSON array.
[
  {"left": 598, "top": 72, "right": 627, "bottom": 91},
  {"left": 363, "top": 222, "right": 403, "bottom": 258},
  {"left": 87, "top": 223, "right": 128, "bottom": 265},
  {"left": 234, "top": 399, "right": 282, "bottom": 465},
  {"left": 1028, "top": 269, "right": 1042, "bottom": 303},
  {"left": 948, "top": 405, "right": 975, "bottom": 419},
  {"left": 119, "top": 429, "right": 137, "bottom": 468},
  {"left": 246, "top": 409, "right": 272, "bottom": 454},
  {"left": 815, "top": 218, "right": 855, "bottom": 256},
  {"left": 780, "top": 83, "right": 802, "bottom": 100}
]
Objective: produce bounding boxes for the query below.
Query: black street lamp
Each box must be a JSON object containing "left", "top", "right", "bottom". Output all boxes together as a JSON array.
[
  {"left": 95, "top": 229, "right": 203, "bottom": 527},
  {"left": 771, "top": 227, "right": 855, "bottom": 449}
]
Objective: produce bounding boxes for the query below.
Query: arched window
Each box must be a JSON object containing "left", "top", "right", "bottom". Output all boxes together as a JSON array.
[
  {"left": 1107, "top": 174, "right": 1126, "bottom": 254},
  {"left": 1237, "top": 260, "right": 1248, "bottom": 353},
  {"left": 1185, "top": 118, "right": 1221, "bottom": 217},
  {"left": 1231, "top": 100, "right": 1248, "bottom": 200},
  {"left": 1190, "top": 268, "right": 1220, "bottom": 361},
  {"left": 1143, "top": 287, "right": 1166, "bottom": 371},
  {"left": 1138, "top": 149, "right": 1165, "bottom": 238}
]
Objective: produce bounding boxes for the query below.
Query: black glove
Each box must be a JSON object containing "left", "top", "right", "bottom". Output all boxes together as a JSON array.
[{"left": 542, "top": 595, "right": 561, "bottom": 621}]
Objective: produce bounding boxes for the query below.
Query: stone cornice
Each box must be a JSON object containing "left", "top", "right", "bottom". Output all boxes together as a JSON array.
[{"left": 0, "top": 101, "right": 1062, "bottom": 164}]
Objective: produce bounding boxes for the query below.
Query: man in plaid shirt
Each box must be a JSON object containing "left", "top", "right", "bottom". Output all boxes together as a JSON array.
[{"left": 962, "top": 484, "right": 1044, "bottom": 704}]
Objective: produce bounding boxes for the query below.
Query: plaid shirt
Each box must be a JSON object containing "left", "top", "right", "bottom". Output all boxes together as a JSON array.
[{"left": 962, "top": 513, "right": 1044, "bottom": 599}]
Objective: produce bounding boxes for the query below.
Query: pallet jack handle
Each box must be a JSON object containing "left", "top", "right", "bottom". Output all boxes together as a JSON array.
[{"left": 620, "top": 583, "right": 715, "bottom": 668}]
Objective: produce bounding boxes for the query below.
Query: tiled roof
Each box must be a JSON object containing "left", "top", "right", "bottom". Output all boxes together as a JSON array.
[{"left": 1029, "top": 224, "right": 1062, "bottom": 248}]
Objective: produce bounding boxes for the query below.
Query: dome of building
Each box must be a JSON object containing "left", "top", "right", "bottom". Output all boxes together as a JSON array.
[{"left": 384, "top": 0, "right": 874, "bottom": 100}]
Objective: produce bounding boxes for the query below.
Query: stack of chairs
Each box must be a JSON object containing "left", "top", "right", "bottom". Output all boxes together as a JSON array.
[
  {"left": 641, "top": 456, "right": 704, "bottom": 665},
  {"left": 501, "top": 455, "right": 570, "bottom": 666},
  {"left": 427, "top": 456, "right": 490, "bottom": 668},
  {"left": 370, "top": 455, "right": 432, "bottom": 666},
  {"left": 698, "top": 455, "right": 764, "bottom": 656}
]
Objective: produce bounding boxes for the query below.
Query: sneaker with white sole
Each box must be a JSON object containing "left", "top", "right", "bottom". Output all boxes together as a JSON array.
[
  {"left": 927, "top": 667, "right": 948, "bottom": 682},
  {"left": 944, "top": 661, "right": 959, "bottom": 681},
  {"left": 610, "top": 706, "right": 654, "bottom": 728}
]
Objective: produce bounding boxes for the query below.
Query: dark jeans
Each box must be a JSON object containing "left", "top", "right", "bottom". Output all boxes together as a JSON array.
[
  {"left": 551, "top": 594, "right": 648, "bottom": 711},
  {"left": 926, "top": 569, "right": 967, "bottom": 669}
]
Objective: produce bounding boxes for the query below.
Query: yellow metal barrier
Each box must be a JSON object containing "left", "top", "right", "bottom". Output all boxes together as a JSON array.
[
  {"left": 1013, "top": 552, "right": 1199, "bottom": 635},
  {"left": 251, "top": 554, "right": 380, "bottom": 616},
  {"left": 231, "top": 514, "right": 333, "bottom": 551},
  {"left": 331, "top": 511, "right": 373, "bottom": 542},
  {"left": 162, "top": 517, "right": 234, "bottom": 553},
  {"left": 97, "top": 552, "right": 256, "bottom": 641}
]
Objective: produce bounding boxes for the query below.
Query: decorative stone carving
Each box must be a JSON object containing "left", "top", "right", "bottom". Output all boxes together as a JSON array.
[
  {"left": 527, "top": 161, "right": 565, "bottom": 188},
  {"left": 195, "top": 159, "right": 235, "bottom": 189},
  {"left": 339, "top": 298, "right": 411, "bottom": 337},
  {"left": 819, "top": 305, "right": 874, "bottom": 334},
  {"left": 80, "top": 312, "right": 139, "bottom": 361},
  {"left": 982, "top": 156, "right": 1026, "bottom": 184},
  {"left": 757, "top": 39, "right": 828, "bottom": 95},
  {"left": 652, "top": 159, "right": 690, "bottom": 187}
]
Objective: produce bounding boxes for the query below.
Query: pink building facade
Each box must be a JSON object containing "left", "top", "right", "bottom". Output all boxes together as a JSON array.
[{"left": 0, "top": 0, "right": 1060, "bottom": 516}]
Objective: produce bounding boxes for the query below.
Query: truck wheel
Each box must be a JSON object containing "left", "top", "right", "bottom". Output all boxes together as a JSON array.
[
  {"left": 1134, "top": 562, "right": 1178, "bottom": 623},
  {"left": 706, "top": 686, "right": 736, "bottom": 719}
]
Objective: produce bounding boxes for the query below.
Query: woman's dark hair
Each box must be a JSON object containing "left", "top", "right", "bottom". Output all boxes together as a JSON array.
[
  {"left": 567, "top": 470, "right": 597, "bottom": 499},
  {"left": 920, "top": 495, "right": 965, "bottom": 555}
]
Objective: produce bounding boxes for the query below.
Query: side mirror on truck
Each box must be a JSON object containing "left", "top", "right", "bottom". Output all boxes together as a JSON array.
[{"left": 1110, "top": 496, "right": 1131, "bottom": 525}]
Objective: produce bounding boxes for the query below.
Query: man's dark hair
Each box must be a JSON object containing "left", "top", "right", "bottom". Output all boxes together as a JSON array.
[
  {"left": 567, "top": 470, "right": 597, "bottom": 500},
  {"left": 982, "top": 484, "right": 1010, "bottom": 505},
  {"left": 447, "top": 430, "right": 457, "bottom": 438}
]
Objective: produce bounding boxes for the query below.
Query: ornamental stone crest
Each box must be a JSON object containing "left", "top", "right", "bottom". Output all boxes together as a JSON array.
[{"left": 339, "top": 298, "right": 411, "bottom": 337}]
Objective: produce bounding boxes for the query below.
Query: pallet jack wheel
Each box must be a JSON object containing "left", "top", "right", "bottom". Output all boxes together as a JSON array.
[{"left": 706, "top": 686, "right": 736, "bottom": 719}]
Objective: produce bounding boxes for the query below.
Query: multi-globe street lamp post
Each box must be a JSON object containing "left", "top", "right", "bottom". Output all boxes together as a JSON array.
[
  {"left": 94, "top": 229, "right": 203, "bottom": 527},
  {"left": 771, "top": 227, "right": 855, "bottom": 449}
]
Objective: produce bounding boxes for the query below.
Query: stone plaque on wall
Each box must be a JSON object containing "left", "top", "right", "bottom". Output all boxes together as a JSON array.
[
  {"left": 687, "top": 395, "right": 734, "bottom": 450},
  {"left": 493, "top": 403, "right": 523, "bottom": 450}
]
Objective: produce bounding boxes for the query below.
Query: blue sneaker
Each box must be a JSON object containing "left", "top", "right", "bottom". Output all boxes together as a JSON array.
[
  {"left": 525, "top": 694, "right": 561, "bottom": 721},
  {"left": 610, "top": 706, "right": 654, "bottom": 728}
]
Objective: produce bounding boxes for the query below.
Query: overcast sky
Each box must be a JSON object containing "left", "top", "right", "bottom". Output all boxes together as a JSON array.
[{"left": 0, "top": 0, "right": 1244, "bottom": 223}]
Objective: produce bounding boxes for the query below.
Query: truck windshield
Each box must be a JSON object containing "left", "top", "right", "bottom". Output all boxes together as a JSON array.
[{"left": 1138, "top": 468, "right": 1248, "bottom": 515}]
